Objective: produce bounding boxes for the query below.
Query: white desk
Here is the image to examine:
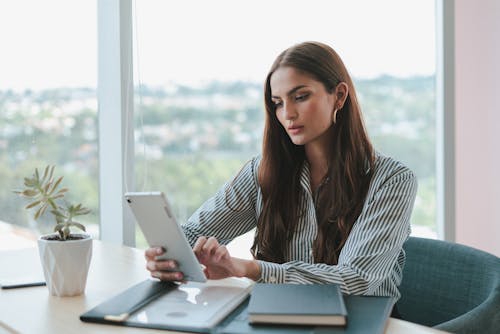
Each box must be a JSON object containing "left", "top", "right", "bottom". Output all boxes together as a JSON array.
[{"left": 0, "top": 241, "right": 447, "bottom": 334}]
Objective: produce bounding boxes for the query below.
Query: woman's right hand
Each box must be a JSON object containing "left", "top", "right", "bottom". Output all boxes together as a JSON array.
[{"left": 144, "top": 247, "right": 184, "bottom": 281}]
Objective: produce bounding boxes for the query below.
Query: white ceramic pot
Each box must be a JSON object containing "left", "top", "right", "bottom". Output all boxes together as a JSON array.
[{"left": 37, "top": 233, "right": 92, "bottom": 297}]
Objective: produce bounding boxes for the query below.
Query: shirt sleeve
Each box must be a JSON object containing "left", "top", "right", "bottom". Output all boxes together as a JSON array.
[
  {"left": 258, "top": 167, "right": 418, "bottom": 297},
  {"left": 182, "top": 157, "right": 259, "bottom": 246}
]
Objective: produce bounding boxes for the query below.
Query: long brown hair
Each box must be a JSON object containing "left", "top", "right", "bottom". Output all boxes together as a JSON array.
[{"left": 251, "top": 41, "right": 375, "bottom": 265}]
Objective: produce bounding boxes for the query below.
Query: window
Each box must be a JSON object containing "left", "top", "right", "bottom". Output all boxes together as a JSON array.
[
  {"left": 131, "top": 0, "right": 437, "bottom": 252},
  {"left": 0, "top": 1, "right": 98, "bottom": 250},
  {"left": 0, "top": 0, "right": 437, "bottom": 252}
]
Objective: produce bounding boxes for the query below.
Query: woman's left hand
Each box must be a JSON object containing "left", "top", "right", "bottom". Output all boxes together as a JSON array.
[{"left": 193, "top": 236, "right": 260, "bottom": 280}]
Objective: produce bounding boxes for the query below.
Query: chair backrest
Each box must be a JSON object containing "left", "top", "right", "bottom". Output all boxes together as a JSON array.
[{"left": 397, "top": 237, "right": 500, "bottom": 333}]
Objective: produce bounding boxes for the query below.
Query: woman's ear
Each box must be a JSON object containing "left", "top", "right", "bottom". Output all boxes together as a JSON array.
[{"left": 335, "top": 82, "right": 349, "bottom": 109}]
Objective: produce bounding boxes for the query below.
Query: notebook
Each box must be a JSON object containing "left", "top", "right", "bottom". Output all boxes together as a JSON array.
[{"left": 248, "top": 284, "right": 347, "bottom": 326}]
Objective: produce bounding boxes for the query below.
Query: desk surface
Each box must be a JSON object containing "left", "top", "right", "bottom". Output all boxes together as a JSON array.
[{"left": 0, "top": 241, "right": 447, "bottom": 334}]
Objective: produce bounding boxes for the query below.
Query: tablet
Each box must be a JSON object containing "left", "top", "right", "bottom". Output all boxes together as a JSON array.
[{"left": 124, "top": 191, "right": 207, "bottom": 282}]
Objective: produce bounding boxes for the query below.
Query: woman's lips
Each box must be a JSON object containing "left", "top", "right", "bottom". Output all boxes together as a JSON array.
[{"left": 288, "top": 126, "right": 303, "bottom": 135}]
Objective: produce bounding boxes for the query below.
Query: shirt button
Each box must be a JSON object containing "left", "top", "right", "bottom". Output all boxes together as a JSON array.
[{"left": 269, "top": 276, "right": 277, "bottom": 283}]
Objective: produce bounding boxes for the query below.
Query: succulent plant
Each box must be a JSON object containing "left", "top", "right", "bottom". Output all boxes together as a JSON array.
[{"left": 14, "top": 165, "right": 90, "bottom": 241}]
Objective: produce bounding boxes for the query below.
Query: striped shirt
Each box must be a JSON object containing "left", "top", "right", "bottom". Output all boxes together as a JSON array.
[{"left": 182, "top": 152, "right": 418, "bottom": 299}]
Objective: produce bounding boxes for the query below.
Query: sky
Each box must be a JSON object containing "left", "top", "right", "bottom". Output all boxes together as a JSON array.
[{"left": 0, "top": 0, "right": 435, "bottom": 91}]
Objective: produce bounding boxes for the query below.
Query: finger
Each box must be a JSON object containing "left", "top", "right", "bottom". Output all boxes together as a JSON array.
[
  {"left": 146, "top": 259, "right": 178, "bottom": 272},
  {"left": 202, "top": 237, "right": 220, "bottom": 255},
  {"left": 213, "top": 245, "right": 228, "bottom": 262},
  {"left": 203, "top": 267, "right": 210, "bottom": 280},
  {"left": 151, "top": 270, "right": 184, "bottom": 282},
  {"left": 193, "top": 236, "right": 208, "bottom": 253},
  {"left": 144, "top": 247, "right": 165, "bottom": 260}
]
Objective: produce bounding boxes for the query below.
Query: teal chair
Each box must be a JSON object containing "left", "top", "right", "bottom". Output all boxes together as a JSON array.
[{"left": 396, "top": 237, "right": 500, "bottom": 333}]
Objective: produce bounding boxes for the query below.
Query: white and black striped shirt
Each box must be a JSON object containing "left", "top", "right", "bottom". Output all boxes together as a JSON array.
[{"left": 183, "top": 152, "right": 417, "bottom": 299}]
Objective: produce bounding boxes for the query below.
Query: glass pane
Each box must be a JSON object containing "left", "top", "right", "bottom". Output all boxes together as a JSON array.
[
  {"left": 0, "top": 1, "right": 98, "bottom": 250},
  {"left": 133, "top": 0, "right": 437, "bottom": 251}
]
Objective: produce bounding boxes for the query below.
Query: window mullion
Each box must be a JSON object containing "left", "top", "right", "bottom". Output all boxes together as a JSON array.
[{"left": 97, "top": 0, "right": 135, "bottom": 246}]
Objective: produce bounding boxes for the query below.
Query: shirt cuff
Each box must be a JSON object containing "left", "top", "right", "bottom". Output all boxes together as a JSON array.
[{"left": 257, "top": 260, "right": 286, "bottom": 283}]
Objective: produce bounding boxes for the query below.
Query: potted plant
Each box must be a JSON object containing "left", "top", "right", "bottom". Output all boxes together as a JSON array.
[{"left": 14, "top": 165, "right": 92, "bottom": 297}]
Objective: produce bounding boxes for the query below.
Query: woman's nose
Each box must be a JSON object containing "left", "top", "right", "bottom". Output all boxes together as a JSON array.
[{"left": 283, "top": 102, "right": 297, "bottom": 120}]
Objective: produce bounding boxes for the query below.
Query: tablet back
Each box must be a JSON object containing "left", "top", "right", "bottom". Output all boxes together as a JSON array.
[{"left": 125, "top": 191, "right": 207, "bottom": 282}]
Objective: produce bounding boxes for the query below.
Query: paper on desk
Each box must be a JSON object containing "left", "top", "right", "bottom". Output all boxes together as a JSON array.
[{"left": 0, "top": 248, "right": 45, "bottom": 289}]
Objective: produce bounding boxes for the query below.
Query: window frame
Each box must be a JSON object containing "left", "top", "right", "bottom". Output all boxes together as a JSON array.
[{"left": 98, "top": 0, "right": 135, "bottom": 246}]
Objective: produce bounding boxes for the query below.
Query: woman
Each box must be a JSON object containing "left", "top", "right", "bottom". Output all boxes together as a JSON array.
[{"left": 145, "top": 41, "right": 417, "bottom": 302}]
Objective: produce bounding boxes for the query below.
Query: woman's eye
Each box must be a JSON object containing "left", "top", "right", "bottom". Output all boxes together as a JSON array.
[
  {"left": 273, "top": 101, "right": 283, "bottom": 108},
  {"left": 295, "top": 93, "right": 309, "bottom": 101}
]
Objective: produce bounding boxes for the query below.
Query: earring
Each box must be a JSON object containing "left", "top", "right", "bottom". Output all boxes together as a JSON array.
[{"left": 331, "top": 109, "right": 338, "bottom": 124}]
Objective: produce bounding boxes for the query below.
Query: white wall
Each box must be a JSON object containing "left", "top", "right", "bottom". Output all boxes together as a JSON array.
[{"left": 454, "top": 0, "right": 500, "bottom": 256}]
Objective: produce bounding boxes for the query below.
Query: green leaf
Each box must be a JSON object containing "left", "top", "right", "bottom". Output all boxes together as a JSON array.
[
  {"left": 70, "top": 222, "right": 86, "bottom": 232},
  {"left": 48, "top": 166, "right": 55, "bottom": 184},
  {"left": 21, "top": 189, "right": 38, "bottom": 197},
  {"left": 25, "top": 200, "right": 42, "bottom": 209},
  {"left": 23, "top": 177, "right": 37, "bottom": 187},
  {"left": 77, "top": 208, "right": 91, "bottom": 216},
  {"left": 43, "top": 182, "right": 51, "bottom": 193},
  {"left": 47, "top": 198, "right": 58, "bottom": 210},
  {"left": 34, "top": 204, "right": 47, "bottom": 220},
  {"left": 48, "top": 176, "right": 63, "bottom": 195},
  {"left": 56, "top": 188, "right": 69, "bottom": 195},
  {"left": 68, "top": 203, "right": 91, "bottom": 216},
  {"left": 41, "top": 165, "right": 50, "bottom": 184},
  {"left": 50, "top": 209, "right": 65, "bottom": 218}
]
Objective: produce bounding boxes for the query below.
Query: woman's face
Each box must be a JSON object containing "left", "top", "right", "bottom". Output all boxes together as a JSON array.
[{"left": 270, "top": 66, "right": 338, "bottom": 147}]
